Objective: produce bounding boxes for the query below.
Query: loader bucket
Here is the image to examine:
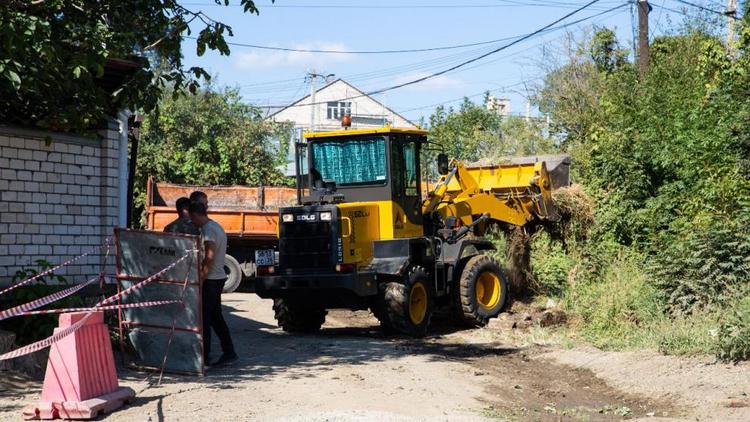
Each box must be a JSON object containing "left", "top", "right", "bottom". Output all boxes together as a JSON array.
[{"left": 504, "top": 154, "right": 571, "bottom": 190}]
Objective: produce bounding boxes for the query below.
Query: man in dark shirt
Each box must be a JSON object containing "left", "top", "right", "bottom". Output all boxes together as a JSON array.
[{"left": 164, "top": 197, "right": 200, "bottom": 235}]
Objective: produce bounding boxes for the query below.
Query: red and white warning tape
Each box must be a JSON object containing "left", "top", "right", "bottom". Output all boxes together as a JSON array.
[
  {"left": 0, "top": 275, "right": 101, "bottom": 321},
  {"left": 15, "top": 300, "right": 181, "bottom": 317},
  {"left": 0, "top": 249, "right": 196, "bottom": 361},
  {"left": 0, "top": 239, "right": 111, "bottom": 297},
  {"left": 0, "top": 312, "right": 95, "bottom": 361},
  {"left": 0, "top": 299, "right": 183, "bottom": 361},
  {"left": 96, "top": 250, "right": 197, "bottom": 307}
]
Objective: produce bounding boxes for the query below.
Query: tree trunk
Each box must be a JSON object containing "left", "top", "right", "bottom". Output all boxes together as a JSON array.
[{"left": 505, "top": 226, "right": 532, "bottom": 296}]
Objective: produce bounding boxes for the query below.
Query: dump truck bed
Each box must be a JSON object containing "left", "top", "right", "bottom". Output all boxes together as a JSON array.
[{"left": 145, "top": 177, "right": 296, "bottom": 239}]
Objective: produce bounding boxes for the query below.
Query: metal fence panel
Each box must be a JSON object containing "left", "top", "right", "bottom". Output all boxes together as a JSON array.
[
  {"left": 128, "top": 328, "right": 203, "bottom": 374},
  {"left": 115, "top": 229, "right": 204, "bottom": 375}
]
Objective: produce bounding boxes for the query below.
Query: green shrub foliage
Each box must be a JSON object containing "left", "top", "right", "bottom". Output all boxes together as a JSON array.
[
  {"left": 717, "top": 296, "right": 750, "bottom": 362},
  {"left": 426, "top": 12, "right": 750, "bottom": 359}
]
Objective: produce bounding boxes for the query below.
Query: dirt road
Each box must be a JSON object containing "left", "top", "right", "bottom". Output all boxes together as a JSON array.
[{"left": 1, "top": 293, "right": 749, "bottom": 421}]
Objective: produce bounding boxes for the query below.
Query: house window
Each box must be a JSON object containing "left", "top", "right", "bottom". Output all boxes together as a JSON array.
[{"left": 326, "top": 101, "right": 351, "bottom": 120}]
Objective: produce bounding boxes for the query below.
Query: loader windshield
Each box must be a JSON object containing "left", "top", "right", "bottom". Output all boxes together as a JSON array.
[{"left": 311, "top": 135, "right": 387, "bottom": 186}]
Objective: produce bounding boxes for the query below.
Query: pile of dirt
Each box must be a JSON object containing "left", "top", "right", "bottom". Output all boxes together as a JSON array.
[{"left": 488, "top": 299, "right": 567, "bottom": 331}]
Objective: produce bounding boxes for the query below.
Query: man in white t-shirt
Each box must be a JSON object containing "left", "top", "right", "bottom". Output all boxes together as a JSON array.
[{"left": 188, "top": 201, "right": 237, "bottom": 367}]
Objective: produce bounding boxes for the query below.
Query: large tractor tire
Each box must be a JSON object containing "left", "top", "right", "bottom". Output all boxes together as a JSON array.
[
  {"left": 222, "top": 255, "right": 243, "bottom": 293},
  {"left": 370, "top": 300, "right": 395, "bottom": 334},
  {"left": 377, "top": 266, "right": 433, "bottom": 337},
  {"left": 272, "top": 298, "right": 327, "bottom": 333},
  {"left": 453, "top": 255, "right": 508, "bottom": 327}
]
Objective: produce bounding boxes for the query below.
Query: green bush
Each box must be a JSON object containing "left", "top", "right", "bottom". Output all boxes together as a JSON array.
[
  {"left": 0, "top": 260, "right": 84, "bottom": 345},
  {"left": 654, "top": 213, "right": 750, "bottom": 314},
  {"left": 530, "top": 233, "right": 574, "bottom": 297},
  {"left": 716, "top": 296, "right": 750, "bottom": 362},
  {"left": 565, "top": 249, "right": 664, "bottom": 349},
  {"left": 655, "top": 313, "right": 718, "bottom": 356}
]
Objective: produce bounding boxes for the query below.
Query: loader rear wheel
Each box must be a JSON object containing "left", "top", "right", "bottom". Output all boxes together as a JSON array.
[
  {"left": 272, "top": 298, "right": 327, "bottom": 333},
  {"left": 379, "top": 266, "right": 433, "bottom": 337},
  {"left": 454, "top": 255, "right": 508, "bottom": 327}
]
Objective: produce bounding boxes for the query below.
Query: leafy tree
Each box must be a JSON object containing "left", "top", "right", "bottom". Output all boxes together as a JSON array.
[
  {"left": 133, "top": 86, "right": 292, "bottom": 225},
  {"left": 0, "top": 0, "right": 264, "bottom": 132},
  {"left": 426, "top": 96, "right": 556, "bottom": 162},
  {"left": 533, "top": 21, "right": 750, "bottom": 314}
]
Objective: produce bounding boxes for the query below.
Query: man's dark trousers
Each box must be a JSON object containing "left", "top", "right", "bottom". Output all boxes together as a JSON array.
[{"left": 202, "top": 278, "right": 235, "bottom": 361}]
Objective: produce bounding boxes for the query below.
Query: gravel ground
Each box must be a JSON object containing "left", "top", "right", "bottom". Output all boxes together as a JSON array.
[{"left": 1, "top": 293, "right": 748, "bottom": 421}]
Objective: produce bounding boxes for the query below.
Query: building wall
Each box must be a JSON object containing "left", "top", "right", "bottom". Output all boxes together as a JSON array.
[
  {"left": 271, "top": 80, "right": 415, "bottom": 131},
  {"left": 486, "top": 96, "right": 511, "bottom": 116},
  {"left": 0, "top": 123, "right": 121, "bottom": 285}
]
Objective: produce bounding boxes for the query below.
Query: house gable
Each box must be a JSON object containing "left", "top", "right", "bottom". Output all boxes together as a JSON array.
[{"left": 268, "top": 79, "right": 415, "bottom": 131}]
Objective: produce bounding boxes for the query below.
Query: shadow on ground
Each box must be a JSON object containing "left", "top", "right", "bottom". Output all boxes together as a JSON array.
[{"left": 118, "top": 295, "right": 520, "bottom": 388}]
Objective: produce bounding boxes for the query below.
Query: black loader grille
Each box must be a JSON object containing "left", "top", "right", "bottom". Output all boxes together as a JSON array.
[{"left": 279, "top": 220, "right": 333, "bottom": 270}]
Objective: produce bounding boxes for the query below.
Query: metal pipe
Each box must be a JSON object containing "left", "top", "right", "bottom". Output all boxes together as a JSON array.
[
  {"left": 294, "top": 129, "right": 303, "bottom": 205},
  {"left": 117, "top": 110, "right": 131, "bottom": 228}
]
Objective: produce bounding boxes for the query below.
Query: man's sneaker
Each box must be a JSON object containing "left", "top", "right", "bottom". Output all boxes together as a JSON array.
[{"left": 211, "top": 352, "right": 239, "bottom": 367}]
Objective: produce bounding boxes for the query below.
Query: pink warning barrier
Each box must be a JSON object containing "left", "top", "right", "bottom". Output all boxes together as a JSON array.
[{"left": 22, "top": 312, "right": 135, "bottom": 420}]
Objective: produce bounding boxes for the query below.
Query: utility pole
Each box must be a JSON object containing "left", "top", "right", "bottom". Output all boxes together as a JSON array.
[
  {"left": 727, "top": 0, "right": 737, "bottom": 55},
  {"left": 638, "top": 0, "right": 650, "bottom": 78},
  {"left": 308, "top": 69, "right": 318, "bottom": 132},
  {"left": 306, "top": 70, "right": 335, "bottom": 132}
]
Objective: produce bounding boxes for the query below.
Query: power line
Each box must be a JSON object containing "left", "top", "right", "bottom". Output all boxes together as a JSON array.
[
  {"left": 344, "top": 0, "right": 604, "bottom": 98},
  {"left": 653, "top": 2, "right": 721, "bottom": 23},
  {"left": 184, "top": 3, "right": 625, "bottom": 55},
  {"left": 671, "top": 0, "right": 739, "bottom": 18},
  {"left": 183, "top": 1, "right": 626, "bottom": 97},
  {"left": 396, "top": 3, "right": 625, "bottom": 118},
  {"left": 397, "top": 79, "right": 537, "bottom": 114},
  {"left": 439, "top": 2, "right": 628, "bottom": 75},
  {"left": 244, "top": 1, "right": 626, "bottom": 107},
  {"left": 185, "top": 33, "right": 529, "bottom": 55},
  {"left": 258, "top": 0, "right": 611, "bottom": 109}
]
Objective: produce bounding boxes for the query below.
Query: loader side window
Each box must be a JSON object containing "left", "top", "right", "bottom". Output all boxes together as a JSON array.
[
  {"left": 393, "top": 139, "right": 419, "bottom": 198},
  {"left": 404, "top": 142, "right": 418, "bottom": 197}
]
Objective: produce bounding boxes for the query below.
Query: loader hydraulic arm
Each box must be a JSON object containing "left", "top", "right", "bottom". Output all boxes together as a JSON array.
[{"left": 423, "top": 158, "right": 558, "bottom": 230}]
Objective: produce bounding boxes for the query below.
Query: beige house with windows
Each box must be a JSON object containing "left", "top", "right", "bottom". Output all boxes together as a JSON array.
[{"left": 268, "top": 79, "right": 416, "bottom": 132}]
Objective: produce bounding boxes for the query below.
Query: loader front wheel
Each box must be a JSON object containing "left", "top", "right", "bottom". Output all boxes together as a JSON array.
[
  {"left": 272, "top": 298, "right": 327, "bottom": 333},
  {"left": 379, "top": 266, "right": 433, "bottom": 337},
  {"left": 454, "top": 255, "right": 508, "bottom": 327}
]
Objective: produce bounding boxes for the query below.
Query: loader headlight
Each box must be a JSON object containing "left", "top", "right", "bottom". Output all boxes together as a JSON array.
[
  {"left": 320, "top": 212, "right": 332, "bottom": 221},
  {"left": 282, "top": 213, "right": 293, "bottom": 223}
]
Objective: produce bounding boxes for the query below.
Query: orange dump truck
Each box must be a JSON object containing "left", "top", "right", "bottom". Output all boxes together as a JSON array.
[{"left": 145, "top": 177, "right": 296, "bottom": 292}]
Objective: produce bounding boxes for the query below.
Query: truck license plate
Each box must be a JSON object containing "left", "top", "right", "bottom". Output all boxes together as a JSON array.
[{"left": 255, "top": 249, "right": 275, "bottom": 267}]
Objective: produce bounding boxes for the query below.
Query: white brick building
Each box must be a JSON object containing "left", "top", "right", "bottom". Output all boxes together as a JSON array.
[
  {"left": 268, "top": 79, "right": 416, "bottom": 132},
  {"left": 0, "top": 122, "right": 123, "bottom": 285},
  {"left": 486, "top": 96, "right": 511, "bottom": 116}
]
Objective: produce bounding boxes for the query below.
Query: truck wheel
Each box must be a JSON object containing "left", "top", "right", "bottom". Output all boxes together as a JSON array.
[
  {"left": 381, "top": 266, "right": 433, "bottom": 337},
  {"left": 272, "top": 298, "right": 327, "bottom": 333},
  {"left": 222, "top": 255, "right": 243, "bottom": 293},
  {"left": 454, "top": 255, "right": 508, "bottom": 327}
]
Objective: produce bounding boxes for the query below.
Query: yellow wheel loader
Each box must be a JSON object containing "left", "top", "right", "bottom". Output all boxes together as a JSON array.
[{"left": 254, "top": 127, "right": 569, "bottom": 336}]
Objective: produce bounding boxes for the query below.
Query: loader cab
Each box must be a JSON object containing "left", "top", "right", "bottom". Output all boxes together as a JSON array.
[{"left": 303, "top": 128, "right": 427, "bottom": 225}]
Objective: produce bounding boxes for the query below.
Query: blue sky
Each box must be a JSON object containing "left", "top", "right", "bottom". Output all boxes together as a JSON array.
[{"left": 179, "top": 0, "right": 729, "bottom": 123}]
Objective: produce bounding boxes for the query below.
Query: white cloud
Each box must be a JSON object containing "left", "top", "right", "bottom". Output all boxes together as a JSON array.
[
  {"left": 392, "top": 72, "right": 465, "bottom": 92},
  {"left": 233, "top": 41, "right": 354, "bottom": 70}
]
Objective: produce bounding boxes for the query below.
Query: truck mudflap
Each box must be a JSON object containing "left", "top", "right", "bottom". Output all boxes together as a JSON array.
[{"left": 255, "top": 272, "right": 378, "bottom": 298}]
